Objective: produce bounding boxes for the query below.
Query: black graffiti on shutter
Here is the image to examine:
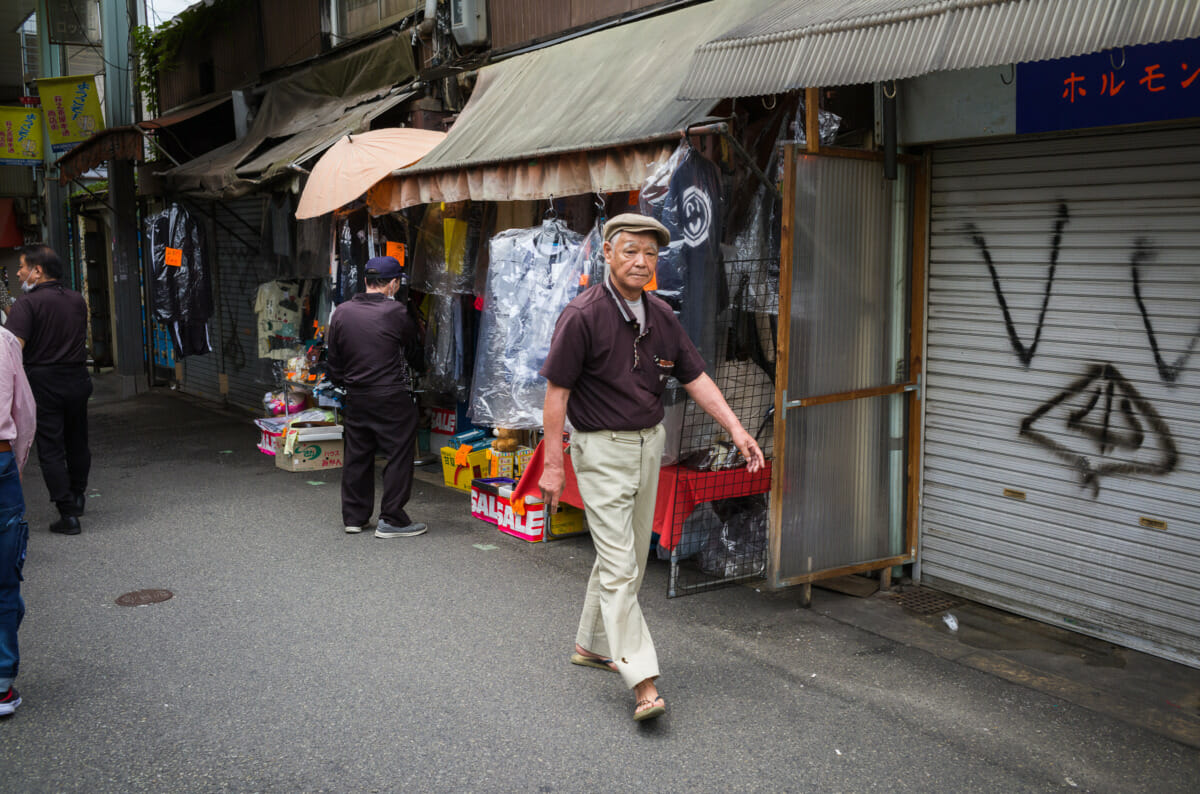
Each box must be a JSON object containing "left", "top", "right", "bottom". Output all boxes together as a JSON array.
[
  {"left": 1130, "top": 238, "right": 1200, "bottom": 384},
  {"left": 1020, "top": 363, "right": 1178, "bottom": 497},
  {"left": 966, "top": 202, "right": 1068, "bottom": 367}
]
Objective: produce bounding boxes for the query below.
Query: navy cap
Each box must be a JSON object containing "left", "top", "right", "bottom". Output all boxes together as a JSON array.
[{"left": 364, "top": 255, "right": 403, "bottom": 280}]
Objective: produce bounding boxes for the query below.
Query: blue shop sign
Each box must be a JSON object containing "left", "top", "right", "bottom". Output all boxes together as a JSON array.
[{"left": 1017, "top": 37, "right": 1200, "bottom": 135}]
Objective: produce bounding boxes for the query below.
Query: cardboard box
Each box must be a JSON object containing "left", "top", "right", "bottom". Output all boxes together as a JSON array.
[
  {"left": 470, "top": 477, "right": 586, "bottom": 542},
  {"left": 487, "top": 446, "right": 533, "bottom": 480},
  {"left": 441, "top": 445, "right": 490, "bottom": 492},
  {"left": 275, "top": 423, "right": 344, "bottom": 472}
]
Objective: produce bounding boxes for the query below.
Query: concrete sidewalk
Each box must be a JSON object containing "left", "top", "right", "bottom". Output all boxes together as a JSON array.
[{"left": 1, "top": 384, "right": 1197, "bottom": 793}]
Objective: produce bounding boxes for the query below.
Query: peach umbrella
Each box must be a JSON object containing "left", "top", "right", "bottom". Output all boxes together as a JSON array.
[{"left": 294, "top": 127, "right": 446, "bottom": 219}]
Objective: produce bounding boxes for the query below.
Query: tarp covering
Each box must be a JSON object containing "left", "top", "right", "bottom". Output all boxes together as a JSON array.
[
  {"left": 678, "top": 0, "right": 1200, "bottom": 99},
  {"left": 367, "top": 0, "right": 780, "bottom": 211},
  {"left": 162, "top": 33, "right": 417, "bottom": 198}
]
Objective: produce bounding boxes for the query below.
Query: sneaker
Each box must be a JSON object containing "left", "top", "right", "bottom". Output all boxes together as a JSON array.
[
  {"left": 375, "top": 520, "right": 427, "bottom": 538},
  {"left": 0, "top": 687, "right": 20, "bottom": 716},
  {"left": 344, "top": 520, "right": 375, "bottom": 534}
]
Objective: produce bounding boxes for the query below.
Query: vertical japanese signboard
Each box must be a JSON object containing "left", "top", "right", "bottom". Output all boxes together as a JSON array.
[
  {"left": 1017, "top": 38, "right": 1200, "bottom": 135},
  {"left": 0, "top": 107, "right": 44, "bottom": 165},
  {"left": 35, "top": 75, "right": 105, "bottom": 156}
]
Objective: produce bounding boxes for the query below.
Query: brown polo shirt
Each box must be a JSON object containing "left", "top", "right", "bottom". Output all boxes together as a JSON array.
[
  {"left": 541, "top": 279, "right": 705, "bottom": 432},
  {"left": 4, "top": 281, "right": 88, "bottom": 366}
]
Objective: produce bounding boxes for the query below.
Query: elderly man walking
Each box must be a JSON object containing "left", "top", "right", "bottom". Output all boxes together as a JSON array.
[{"left": 539, "top": 213, "right": 765, "bottom": 721}]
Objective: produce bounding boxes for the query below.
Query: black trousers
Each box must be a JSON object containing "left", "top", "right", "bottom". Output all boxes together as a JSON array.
[
  {"left": 341, "top": 388, "right": 418, "bottom": 528},
  {"left": 25, "top": 365, "right": 92, "bottom": 516}
]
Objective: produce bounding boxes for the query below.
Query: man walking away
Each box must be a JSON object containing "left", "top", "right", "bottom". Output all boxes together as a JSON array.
[
  {"left": 325, "top": 256, "right": 426, "bottom": 538},
  {"left": 539, "top": 213, "right": 765, "bottom": 722},
  {"left": 0, "top": 324, "right": 36, "bottom": 716},
  {"left": 5, "top": 245, "right": 92, "bottom": 535}
]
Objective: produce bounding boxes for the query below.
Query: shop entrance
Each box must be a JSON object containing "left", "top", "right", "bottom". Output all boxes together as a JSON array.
[{"left": 769, "top": 145, "right": 927, "bottom": 597}]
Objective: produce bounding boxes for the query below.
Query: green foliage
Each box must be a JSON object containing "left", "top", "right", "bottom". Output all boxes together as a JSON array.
[{"left": 131, "top": 0, "right": 248, "bottom": 116}]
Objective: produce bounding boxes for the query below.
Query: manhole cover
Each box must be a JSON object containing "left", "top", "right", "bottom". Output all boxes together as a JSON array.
[
  {"left": 115, "top": 589, "right": 174, "bottom": 607},
  {"left": 892, "top": 588, "right": 960, "bottom": 615}
]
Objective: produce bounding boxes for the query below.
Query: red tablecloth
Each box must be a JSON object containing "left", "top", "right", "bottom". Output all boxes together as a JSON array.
[
  {"left": 652, "top": 462, "right": 772, "bottom": 550},
  {"left": 513, "top": 441, "right": 772, "bottom": 550}
]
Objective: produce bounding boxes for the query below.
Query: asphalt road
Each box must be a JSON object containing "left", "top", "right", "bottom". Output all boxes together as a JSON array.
[{"left": 1, "top": 389, "right": 1197, "bottom": 793}]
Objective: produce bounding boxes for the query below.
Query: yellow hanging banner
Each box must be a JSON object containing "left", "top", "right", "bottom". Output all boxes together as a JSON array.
[
  {"left": 0, "top": 107, "right": 44, "bottom": 165},
  {"left": 35, "top": 74, "right": 105, "bottom": 155}
]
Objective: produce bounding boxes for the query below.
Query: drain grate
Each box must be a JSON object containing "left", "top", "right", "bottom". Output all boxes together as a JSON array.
[
  {"left": 892, "top": 588, "right": 961, "bottom": 615},
  {"left": 115, "top": 589, "right": 174, "bottom": 607}
]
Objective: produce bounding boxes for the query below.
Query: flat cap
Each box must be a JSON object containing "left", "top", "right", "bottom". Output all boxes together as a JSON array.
[
  {"left": 364, "top": 255, "right": 403, "bottom": 280},
  {"left": 603, "top": 213, "right": 670, "bottom": 247}
]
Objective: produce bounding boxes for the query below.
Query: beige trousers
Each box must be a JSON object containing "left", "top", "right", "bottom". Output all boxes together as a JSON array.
[{"left": 571, "top": 424, "right": 664, "bottom": 689}]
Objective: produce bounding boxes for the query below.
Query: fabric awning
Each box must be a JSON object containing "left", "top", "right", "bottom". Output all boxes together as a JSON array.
[
  {"left": 55, "top": 127, "right": 143, "bottom": 184},
  {"left": 161, "top": 33, "right": 417, "bottom": 198},
  {"left": 54, "top": 94, "right": 231, "bottom": 184},
  {"left": 367, "top": 0, "right": 781, "bottom": 212},
  {"left": 678, "top": 0, "right": 1200, "bottom": 99},
  {"left": 139, "top": 94, "right": 232, "bottom": 130},
  {"left": 54, "top": 94, "right": 233, "bottom": 184}
]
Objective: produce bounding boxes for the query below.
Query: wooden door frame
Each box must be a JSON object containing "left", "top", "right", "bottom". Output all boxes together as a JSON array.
[{"left": 767, "top": 104, "right": 929, "bottom": 593}]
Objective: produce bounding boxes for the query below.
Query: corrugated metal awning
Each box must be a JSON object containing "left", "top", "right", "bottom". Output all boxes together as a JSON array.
[
  {"left": 367, "top": 0, "right": 780, "bottom": 212},
  {"left": 678, "top": 0, "right": 1200, "bottom": 99}
]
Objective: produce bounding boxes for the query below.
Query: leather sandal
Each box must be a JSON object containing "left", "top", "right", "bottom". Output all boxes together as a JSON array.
[{"left": 634, "top": 695, "right": 666, "bottom": 722}]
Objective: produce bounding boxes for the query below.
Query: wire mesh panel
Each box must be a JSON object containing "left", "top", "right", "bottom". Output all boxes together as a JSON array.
[{"left": 660, "top": 257, "right": 777, "bottom": 597}]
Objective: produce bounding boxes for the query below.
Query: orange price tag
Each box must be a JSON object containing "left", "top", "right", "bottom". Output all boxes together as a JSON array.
[
  {"left": 579, "top": 273, "right": 589, "bottom": 287},
  {"left": 455, "top": 443, "right": 472, "bottom": 467},
  {"left": 386, "top": 241, "right": 405, "bottom": 267},
  {"left": 644, "top": 269, "right": 658, "bottom": 292},
  {"left": 512, "top": 497, "right": 526, "bottom": 516},
  {"left": 164, "top": 247, "right": 183, "bottom": 267}
]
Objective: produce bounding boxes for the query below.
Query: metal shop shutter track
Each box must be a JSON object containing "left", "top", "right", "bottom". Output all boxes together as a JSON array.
[
  {"left": 921, "top": 124, "right": 1200, "bottom": 668},
  {"left": 181, "top": 197, "right": 274, "bottom": 413}
]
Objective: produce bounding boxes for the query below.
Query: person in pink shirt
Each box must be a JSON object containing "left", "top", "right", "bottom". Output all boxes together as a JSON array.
[{"left": 0, "top": 324, "right": 35, "bottom": 717}]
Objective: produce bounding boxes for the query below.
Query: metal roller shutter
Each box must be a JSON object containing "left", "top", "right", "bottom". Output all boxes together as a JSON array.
[
  {"left": 921, "top": 124, "right": 1200, "bottom": 668},
  {"left": 181, "top": 197, "right": 274, "bottom": 413}
]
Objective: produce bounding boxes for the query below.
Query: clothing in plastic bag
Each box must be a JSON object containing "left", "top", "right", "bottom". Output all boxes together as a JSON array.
[
  {"left": 573, "top": 222, "right": 608, "bottom": 290},
  {"left": 333, "top": 211, "right": 369, "bottom": 304},
  {"left": 638, "top": 141, "right": 724, "bottom": 366},
  {"left": 146, "top": 203, "right": 213, "bottom": 357},
  {"left": 726, "top": 184, "right": 780, "bottom": 316},
  {"left": 698, "top": 495, "right": 768, "bottom": 579},
  {"left": 469, "top": 219, "right": 584, "bottom": 429},
  {"left": 423, "top": 292, "right": 463, "bottom": 397},
  {"left": 411, "top": 202, "right": 478, "bottom": 296}
]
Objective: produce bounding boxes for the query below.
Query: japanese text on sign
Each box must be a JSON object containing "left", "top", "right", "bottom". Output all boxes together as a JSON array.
[{"left": 1017, "top": 37, "right": 1200, "bottom": 135}]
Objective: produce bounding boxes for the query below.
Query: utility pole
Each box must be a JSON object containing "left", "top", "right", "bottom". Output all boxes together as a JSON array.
[
  {"left": 101, "top": 0, "right": 148, "bottom": 397},
  {"left": 35, "top": 1, "right": 70, "bottom": 273}
]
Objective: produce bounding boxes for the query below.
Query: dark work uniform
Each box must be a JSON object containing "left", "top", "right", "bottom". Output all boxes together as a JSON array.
[
  {"left": 4, "top": 282, "right": 92, "bottom": 517},
  {"left": 325, "top": 293, "right": 422, "bottom": 528}
]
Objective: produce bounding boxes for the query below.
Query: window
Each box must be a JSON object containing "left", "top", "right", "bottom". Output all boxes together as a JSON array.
[{"left": 333, "top": 0, "right": 422, "bottom": 43}]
